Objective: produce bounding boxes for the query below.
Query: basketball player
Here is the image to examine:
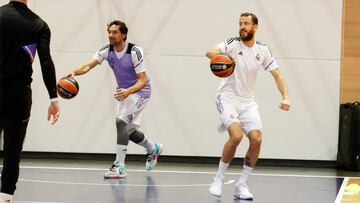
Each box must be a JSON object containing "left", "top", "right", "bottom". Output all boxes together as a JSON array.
[
  {"left": 206, "top": 13, "right": 290, "bottom": 200},
  {"left": 63, "top": 20, "right": 163, "bottom": 178},
  {"left": 0, "top": 0, "right": 60, "bottom": 202}
]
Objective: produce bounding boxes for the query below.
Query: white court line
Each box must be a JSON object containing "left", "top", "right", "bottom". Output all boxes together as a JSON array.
[
  {"left": 225, "top": 179, "right": 235, "bottom": 184},
  {"left": 17, "top": 177, "right": 232, "bottom": 187},
  {"left": 334, "top": 177, "right": 349, "bottom": 203},
  {"left": 13, "top": 166, "right": 235, "bottom": 187},
  {"left": 4, "top": 166, "right": 240, "bottom": 187},
  {"left": 16, "top": 165, "right": 360, "bottom": 179}
]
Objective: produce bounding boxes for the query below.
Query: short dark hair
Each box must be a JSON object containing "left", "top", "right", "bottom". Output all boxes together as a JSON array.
[
  {"left": 240, "top": 12, "right": 258, "bottom": 25},
  {"left": 107, "top": 20, "right": 128, "bottom": 41}
]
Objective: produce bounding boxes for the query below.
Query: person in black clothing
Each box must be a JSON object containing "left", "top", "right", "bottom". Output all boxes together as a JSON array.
[{"left": 0, "top": 0, "right": 60, "bottom": 201}]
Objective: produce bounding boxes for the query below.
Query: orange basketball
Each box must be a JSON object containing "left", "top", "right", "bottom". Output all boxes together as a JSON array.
[
  {"left": 57, "top": 77, "right": 79, "bottom": 99},
  {"left": 210, "top": 53, "right": 235, "bottom": 78}
]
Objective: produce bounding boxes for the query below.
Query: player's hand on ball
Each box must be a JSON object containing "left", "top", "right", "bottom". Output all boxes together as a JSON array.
[{"left": 62, "top": 71, "right": 75, "bottom": 79}]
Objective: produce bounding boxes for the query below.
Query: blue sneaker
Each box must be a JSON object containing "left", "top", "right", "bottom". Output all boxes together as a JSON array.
[
  {"left": 145, "top": 143, "right": 163, "bottom": 171},
  {"left": 104, "top": 161, "right": 127, "bottom": 179}
]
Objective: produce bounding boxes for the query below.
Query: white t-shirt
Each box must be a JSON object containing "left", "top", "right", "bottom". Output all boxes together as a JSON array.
[
  {"left": 216, "top": 37, "right": 278, "bottom": 101},
  {"left": 93, "top": 42, "right": 146, "bottom": 74}
]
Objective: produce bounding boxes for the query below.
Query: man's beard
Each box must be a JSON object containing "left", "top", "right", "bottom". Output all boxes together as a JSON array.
[
  {"left": 239, "top": 30, "right": 254, "bottom": 41},
  {"left": 109, "top": 39, "right": 119, "bottom": 46}
]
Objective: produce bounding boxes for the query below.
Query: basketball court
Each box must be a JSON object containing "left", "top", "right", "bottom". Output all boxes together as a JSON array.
[{"left": 3, "top": 158, "right": 358, "bottom": 203}]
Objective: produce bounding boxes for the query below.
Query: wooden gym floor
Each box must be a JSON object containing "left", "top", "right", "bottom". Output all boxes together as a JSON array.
[{"left": 1, "top": 158, "right": 359, "bottom": 203}]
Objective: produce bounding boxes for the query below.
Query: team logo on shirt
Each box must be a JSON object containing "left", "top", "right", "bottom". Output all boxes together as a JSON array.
[
  {"left": 255, "top": 54, "right": 261, "bottom": 61},
  {"left": 238, "top": 51, "right": 243, "bottom": 56}
]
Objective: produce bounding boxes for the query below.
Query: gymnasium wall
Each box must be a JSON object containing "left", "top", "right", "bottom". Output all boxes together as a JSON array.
[{"left": 0, "top": 0, "right": 342, "bottom": 160}]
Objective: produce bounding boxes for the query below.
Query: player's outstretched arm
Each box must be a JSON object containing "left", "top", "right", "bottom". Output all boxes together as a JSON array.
[
  {"left": 62, "top": 59, "right": 99, "bottom": 78},
  {"left": 270, "top": 68, "right": 290, "bottom": 111}
]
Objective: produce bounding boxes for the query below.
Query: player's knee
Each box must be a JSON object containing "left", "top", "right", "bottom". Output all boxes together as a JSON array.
[
  {"left": 116, "top": 118, "right": 129, "bottom": 145},
  {"left": 249, "top": 134, "right": 262, "bottom": 147},
  {"left": 230, "top": 135, "right": 243, "bottom": 146},
  {"left": 129, "top": 130, "right": 145, "bottom": 144},
  {"left": 116, "top": 118, "right": 127, "bottom": 128}
]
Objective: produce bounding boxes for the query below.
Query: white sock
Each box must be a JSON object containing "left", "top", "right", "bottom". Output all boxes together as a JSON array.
[
  {"left": 0, "top": 192, "right": 13, "bottom": 202},
  {"left": 215, "top": 160, "right": 230, "bottom": 179},
  {"left": 115, "top": 144, "right": 127, "bottom": 164},
  {"left": 238, "top": 165, "right": 253, "bottom": 184},
  {"left": 138, "top": 136, "right": 155, "bottom": 153}
]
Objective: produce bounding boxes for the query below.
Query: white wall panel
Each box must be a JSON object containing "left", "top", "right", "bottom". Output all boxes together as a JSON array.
[
  {"left": 256, "top": 59, "right": 340, "bottom": 160},
  {"left": 140, "top": 0, "right": 341, "bottom": 59}
]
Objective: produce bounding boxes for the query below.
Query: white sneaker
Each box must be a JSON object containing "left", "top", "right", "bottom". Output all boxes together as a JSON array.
[
  {"left": 234, "top": 183, "right": 253, "bottom": 200},
  {"left": 209, "top": 176, "right": 224, "bottom": 197},
  {"left": 104, "top": 161, "right": 127, "bottom": 179}
]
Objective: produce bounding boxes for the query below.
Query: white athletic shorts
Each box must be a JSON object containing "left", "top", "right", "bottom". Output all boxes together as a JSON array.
[
  {"left": 116, "top": 94, "right": 149, "bottom": 130},
  {"left": 215, "top": 94, "right": 262, "bottom": 136}
]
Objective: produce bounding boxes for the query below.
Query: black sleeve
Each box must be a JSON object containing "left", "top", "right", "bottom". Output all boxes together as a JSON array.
[{"left": 37, "top": 22, "right": 57, "bottom": 99}]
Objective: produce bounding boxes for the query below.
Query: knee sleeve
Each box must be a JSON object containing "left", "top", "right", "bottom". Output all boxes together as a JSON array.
[
  {"left": 116, "top": 119, "right": 129, "bottom": 145},
  {"left": 129, "top": 130, "right": 145, "bottom": 144}
]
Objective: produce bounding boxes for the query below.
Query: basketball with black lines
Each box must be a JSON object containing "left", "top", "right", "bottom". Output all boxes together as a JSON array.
[
  {"left": 57, "top": 77, "right": 79, "bottom": 99},
  {"left": 210, "top": 53, "right": 235, "bottom": 78}
]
